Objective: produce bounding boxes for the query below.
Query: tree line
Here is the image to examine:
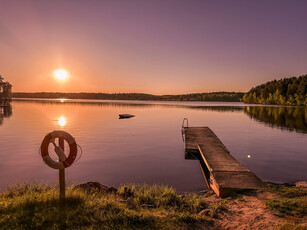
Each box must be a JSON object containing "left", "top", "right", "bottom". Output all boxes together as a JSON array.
[
  {"left": 0, "top": 75, "right": 12, "bottom": 101},
  {"left": 12, "top": 92, "right": 244, "bottom": 102},
  {"left": 242, "top": 75, "right": 307, "bottom": 105}
]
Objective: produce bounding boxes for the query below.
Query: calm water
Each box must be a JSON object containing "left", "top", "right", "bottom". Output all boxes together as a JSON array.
[{"left": 0, "top": 99, "right": 306, "bottom": 192}]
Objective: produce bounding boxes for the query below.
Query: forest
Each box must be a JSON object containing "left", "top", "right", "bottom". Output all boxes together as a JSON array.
[
  {"left": 242, "top": 75, "right": 307, "bottom": 105},
  {"left": 12, "top": 92, "right": 244, "bottom": 102}
]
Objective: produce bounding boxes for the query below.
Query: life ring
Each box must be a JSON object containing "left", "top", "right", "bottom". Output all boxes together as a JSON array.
[{"left": 41, "top": 130, "right": 77, "bottom": 169}]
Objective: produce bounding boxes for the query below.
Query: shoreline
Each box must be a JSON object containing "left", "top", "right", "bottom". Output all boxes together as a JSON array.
[
  {"left": 0, "top": 181, "right": 306, "bottom": 229},
  {"left": 11, "top": 97, "right": 306, "bottom": 108}
]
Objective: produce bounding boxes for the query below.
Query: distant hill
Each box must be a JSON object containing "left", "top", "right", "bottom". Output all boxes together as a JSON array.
[
  {"left": 243, "top": 75, "right": 307, "bottom": 105},
  {"left": 12, "top": 92, "right": 244, "bottom": 102}
]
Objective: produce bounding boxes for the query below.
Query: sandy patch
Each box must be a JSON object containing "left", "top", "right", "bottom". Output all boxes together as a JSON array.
[{"left": 200, "top": 191, "right": 306, "bottom": 230}]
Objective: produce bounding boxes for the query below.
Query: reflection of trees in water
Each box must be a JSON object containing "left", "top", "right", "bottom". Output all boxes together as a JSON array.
[
  {"left": 0, "top": 102, "right": 12, "bottom": 126},
  {"left": 9, "top": 100, "right": 307, "bottom": 133},
  {"left": 13, "top": 99, "right": 244, "bottom": 112},
  {"left": 13, "top": 99, "right": 162, "bottom": 108},
  {"left": 244, "top": 106, "right": 307, "bottom": 133},
  {"left": 189, "top": 106, "right": 243, "bottom": 112}
]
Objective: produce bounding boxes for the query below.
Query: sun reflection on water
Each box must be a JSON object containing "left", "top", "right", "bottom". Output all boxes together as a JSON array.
[
  {"left": 58, "top": 116, "right": 67, "bottom": 127},
  {"left": 59, "top": 98, "right": 68, "bottom": 103}
]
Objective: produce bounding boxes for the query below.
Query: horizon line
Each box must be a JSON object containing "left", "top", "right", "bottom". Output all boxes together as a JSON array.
[{"left": 12, "top": 91, "right": 246, "bottom": 96}]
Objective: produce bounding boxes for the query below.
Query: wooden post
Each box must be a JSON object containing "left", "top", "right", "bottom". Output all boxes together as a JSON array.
[{"left": 59, "top": 138, "right": 65, "bottom": 200}]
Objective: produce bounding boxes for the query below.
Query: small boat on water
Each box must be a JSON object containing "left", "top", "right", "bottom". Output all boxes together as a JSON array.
[{"left": 119, "top": 114, "right": 135, "bottom": 119}]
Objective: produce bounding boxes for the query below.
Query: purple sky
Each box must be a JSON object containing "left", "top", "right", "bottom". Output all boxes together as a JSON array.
[{"left": 0, "top": 0, "right": 306, "bottom": 94}]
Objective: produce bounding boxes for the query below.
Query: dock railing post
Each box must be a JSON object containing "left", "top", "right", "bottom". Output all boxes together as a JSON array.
[{"left": 181, "top": 118, "right": 189, "bottom": 142}]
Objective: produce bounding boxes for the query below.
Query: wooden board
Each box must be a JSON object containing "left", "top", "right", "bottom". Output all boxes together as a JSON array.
[
  {"left": 198, "top": 158, "right": 211, "bottom": 189},
  {"left": 184, "top": 126, "right": 264, "bottom": 196},
  {"left": 198, "top": 144, "right": 248, "bottom": 172},
  {"left": 184, "top": 127, "right": 228, "bottom": 154},
  {"left": 212, "top": 171, "right": 264, "bottom": 189}
]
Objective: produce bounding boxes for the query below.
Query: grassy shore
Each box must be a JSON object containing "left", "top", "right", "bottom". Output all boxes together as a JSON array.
[
  {"left": 0, "top": 183, "right": 306, "bottom": 229},
  {"left": 0, "top": 183, "right": 212, "bottom": 229}
]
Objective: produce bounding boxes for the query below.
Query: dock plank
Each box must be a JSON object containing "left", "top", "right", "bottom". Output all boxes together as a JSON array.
[
  {"left": 198, "top": 144, "right": 248, "bottom": 172},
  {"left": 184, "top": 127, "right": 228, "bottom": 154},
  {"left": 183, "top": 126, "right": 264, "bottom": 196},
  {"left": 212, "top": 171, "right": 264, "bottom": 189}
]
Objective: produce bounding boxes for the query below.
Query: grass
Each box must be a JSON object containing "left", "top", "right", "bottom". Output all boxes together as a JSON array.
[
  {"left": 0, "top": 183, "right": 211, "bottom": 229},
  {"left": 118, "top": 184, "right": 207, "bottom": 213},
  {"left": 266, "top": 184, "right": 307, "bottom": 198},
  {"left": 275, "top": 222, "right": 307, "bottom": 230},
  {"left": 207, "top": 198, "right": 229, "bottom": 218},
  {"left": 265, "top": 198, "right": 307, "bottom": 218},
  {"left": 2, "top": 182, "right": 305, "bottom": 229},
  {"left": 264, "top": 183, "right": 307, "bottom": 219}
]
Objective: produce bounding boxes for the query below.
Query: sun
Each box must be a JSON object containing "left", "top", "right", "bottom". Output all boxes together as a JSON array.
[{"left": 54, "top": 69, "right": 68, "bottom": 81}]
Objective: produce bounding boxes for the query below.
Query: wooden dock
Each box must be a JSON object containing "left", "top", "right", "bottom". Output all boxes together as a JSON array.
[{"left": 183, "top": 126, "right": 264, "bottom": 197}]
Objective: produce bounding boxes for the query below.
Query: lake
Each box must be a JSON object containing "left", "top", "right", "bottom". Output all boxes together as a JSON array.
[{"left": 0, "top": 99, "right": 306, "bottom": 192}]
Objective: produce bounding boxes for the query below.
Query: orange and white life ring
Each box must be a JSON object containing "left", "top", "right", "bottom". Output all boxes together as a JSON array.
[{"left": 41, "top": 131, "right": 77, "bottom": 169}]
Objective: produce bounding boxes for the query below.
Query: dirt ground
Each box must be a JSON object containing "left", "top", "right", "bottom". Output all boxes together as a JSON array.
[{"left": 201, "top": 191, "right": 307, "bottom": 230}]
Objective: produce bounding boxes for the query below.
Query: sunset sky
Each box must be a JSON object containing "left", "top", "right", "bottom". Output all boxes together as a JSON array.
[{"left": 0, "top": 0, "right": 306, "bottom": 94}]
